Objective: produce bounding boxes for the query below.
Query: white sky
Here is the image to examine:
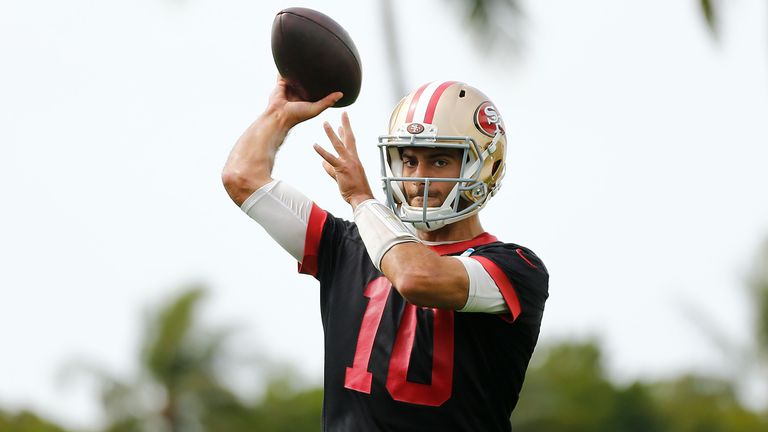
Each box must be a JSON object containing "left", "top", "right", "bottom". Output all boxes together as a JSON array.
[{"left": 1, "top": 0, "right": 767, "bottom": 428}]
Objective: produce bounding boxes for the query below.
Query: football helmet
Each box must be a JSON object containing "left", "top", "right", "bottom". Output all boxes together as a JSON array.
[{"left": 378, "top": 81, "right": 507, "bottom": 231}]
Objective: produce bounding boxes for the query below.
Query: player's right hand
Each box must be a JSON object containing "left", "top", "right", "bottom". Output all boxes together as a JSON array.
[{"left": 266, "top": 76, "right": 343, "bottom": 130}]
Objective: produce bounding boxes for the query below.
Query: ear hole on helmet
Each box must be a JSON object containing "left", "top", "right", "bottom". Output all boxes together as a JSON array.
[
  {"left": 492, "top": 160, "right": 502, "bottom": 176},
  {"left": 459, "top": 90, "right": 466, "bottom": 98}
]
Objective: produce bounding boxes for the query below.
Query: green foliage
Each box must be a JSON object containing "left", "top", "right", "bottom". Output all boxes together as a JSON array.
[
  {"left": 513, "top": 341, "right": 768, "bottom": 432},
  {"left": 700, "top": 0, "right": 717, "bottom": 35},
  {"left": 83, "top": 285, "right": 324, "bottom": 432},
  {"left": 650, "top": 375, "right": 767, "bottom": 432},
  {"left": 0, "top": 410, "right": 71, "bottom": 432},
  {"left": 751, "top": 239, "right": 768, "bottom": 356},
  {"left": 443, "top": 0, "right": 523, "bottom": 51},
  {"left": 462, "top": 0, "right": 521, "bottom": 28},
  {"left": 512, "top": 341, "right": 662, "bottom": 432},
  {"left": 89, "top": 285, "right": 236, "bottom": 430},
  {"left": 142, "top": 287, "right": 206, "bottom": 384},
  {"left": 246, "top": 376, "right": 323, "bottom": 432}
]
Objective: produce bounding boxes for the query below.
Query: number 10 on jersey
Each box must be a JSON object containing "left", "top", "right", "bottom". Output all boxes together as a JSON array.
[{"left": 344, "top": 277, "right": 455, "bottom": 407}]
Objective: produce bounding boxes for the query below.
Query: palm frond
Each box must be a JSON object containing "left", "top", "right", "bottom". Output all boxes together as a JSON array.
[{"left": 700, "top": 0, "right": 717, "bottom": 35}]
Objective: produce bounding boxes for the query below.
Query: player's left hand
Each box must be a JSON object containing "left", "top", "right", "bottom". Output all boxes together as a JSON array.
[{"left": 313, "top": 112, "right": 374, "bottom": 209}]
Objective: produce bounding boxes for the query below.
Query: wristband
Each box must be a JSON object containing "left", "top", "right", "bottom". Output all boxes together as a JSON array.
[{"left": 353, "top": 199, "right": 419, "bottom": 271}]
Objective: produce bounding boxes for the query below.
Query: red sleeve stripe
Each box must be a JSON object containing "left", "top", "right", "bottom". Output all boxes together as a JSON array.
[
  {"left": 298, "top": 203, "right": 327, "bottom": 277},
  {"left": 516, "top": 248, "right": 538, "bottom": 269},
  {"left": 470, "top": 256, "right": 521, "bottom": 321}
]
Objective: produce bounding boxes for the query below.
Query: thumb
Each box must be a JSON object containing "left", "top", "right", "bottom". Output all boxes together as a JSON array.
[{"left": 310, "top": 92, "right": 343, "bottom": 113}]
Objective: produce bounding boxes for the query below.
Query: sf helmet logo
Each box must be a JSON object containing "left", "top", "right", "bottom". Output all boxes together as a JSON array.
[
  {"left": 406, "top": 123, "right": 425, "bottom": 134},
  {"left": 474, "top": 102, "right": 504, "bottom": 137}
]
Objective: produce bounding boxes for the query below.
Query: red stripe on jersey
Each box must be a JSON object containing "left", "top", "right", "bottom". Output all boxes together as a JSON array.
[
  {"left": 298, "top": 203, "right": 327, "bottom": 277},
  {"left": 405, "top": 82, "right": 430, "bottom": 123},
  {"left": 427, "top": 232, "right": 498, "bottom": 256},
  {"left": 423, "top": 81, "right": 457, "bottom": 124},
  {"left": 470, "top": 256, "right": 522, "bottom": 322},
  {"left": 516, "top": 248, "right": 538, "bottom": 269}
]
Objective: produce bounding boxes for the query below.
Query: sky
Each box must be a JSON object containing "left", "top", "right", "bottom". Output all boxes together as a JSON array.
[{"left": 1, "top": 0, "right": 768, "bottom": 428}]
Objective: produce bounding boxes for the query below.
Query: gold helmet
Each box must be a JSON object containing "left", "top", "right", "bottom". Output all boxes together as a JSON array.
[{"left": 378, "top": 81, "right": 507, "bottom": 231}]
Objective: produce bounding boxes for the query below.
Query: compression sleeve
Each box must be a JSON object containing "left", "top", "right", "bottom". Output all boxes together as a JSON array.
[
  {"left": 454, "top": 256, "right": 510, "bottom": 314},
  {"left": 353, "top": 199, "right": 420, "bottom": 271},
  {"left": 240, "top": 179, "right": 313, "bottom": 261}
]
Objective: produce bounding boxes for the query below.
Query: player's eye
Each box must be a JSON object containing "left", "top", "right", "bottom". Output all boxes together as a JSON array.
[
  {"left": 434, "top": 159, "right": 449, "bottom": 168},
  {"left": 402, "top": 158, "right": 417, "bottom": 168}
]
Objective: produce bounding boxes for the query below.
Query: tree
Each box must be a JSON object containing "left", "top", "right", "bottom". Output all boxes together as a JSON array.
[
  {"left": 751, "top": 239, "right": 768, "bottom": 358},
  {"left": 380, "top": 0, "right": 728, "bottom": 101},
  {"left": 74, "top": 286, "right": 323, "bottom": 432},
  {"left": 512, "top": 341, "right": 664, "bottom": 432},
  {"left": 380, "top": 0, "right": 523, "bottom": 102},
  {"left": 0, "top": 410, "right": 71, "bottom": 432},
  {"left": 512, "top": 340, "right": 768, "bottom": 431},
  {"left": 699, "top": 0, "right": 717, "bottom": 35}
]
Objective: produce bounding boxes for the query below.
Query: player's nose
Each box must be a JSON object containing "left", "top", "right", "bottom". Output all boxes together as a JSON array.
[{"left": 412, "top": 159, "right": 431, "bottom": 178}]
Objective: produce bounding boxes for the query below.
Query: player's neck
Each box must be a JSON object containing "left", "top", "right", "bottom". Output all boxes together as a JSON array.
[{"left": 415, "top": 215, "right": 484, "bottom": 243}]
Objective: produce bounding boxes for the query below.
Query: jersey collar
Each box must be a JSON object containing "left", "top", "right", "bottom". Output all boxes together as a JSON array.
[{"left": 425, "top": 232, "right": 498, "bottom": 255}]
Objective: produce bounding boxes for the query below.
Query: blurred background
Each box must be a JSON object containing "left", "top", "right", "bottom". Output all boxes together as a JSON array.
[{"left": 2, "top": 0, "right": 768, "bottom": 430}]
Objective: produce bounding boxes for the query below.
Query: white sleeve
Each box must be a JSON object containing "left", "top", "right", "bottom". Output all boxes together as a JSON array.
[
  {"left": 453, "top": 256, "right": 510, "bottom": 314},
  {"left": 240, "top": 179, "right": 313, "bottom": 262}
]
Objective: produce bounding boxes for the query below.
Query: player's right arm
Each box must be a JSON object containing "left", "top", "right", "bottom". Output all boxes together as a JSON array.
[{"left": 221, "top": 78, "right": 342, "bottom": 206}]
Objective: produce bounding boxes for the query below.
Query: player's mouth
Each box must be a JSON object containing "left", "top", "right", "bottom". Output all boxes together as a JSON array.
[{"left": 407, "top": 190, "right": 443, "bottom": 207}]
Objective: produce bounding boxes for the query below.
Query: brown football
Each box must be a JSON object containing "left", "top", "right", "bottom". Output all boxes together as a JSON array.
[{"left": 271, "top": 7, "right": 362, "bottom": 107}]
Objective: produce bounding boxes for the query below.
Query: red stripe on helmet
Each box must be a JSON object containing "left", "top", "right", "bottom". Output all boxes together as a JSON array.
[
  {"left": 405, "top": 82, "right": 430, "bottom": 123},
  {"left": 423, "top": 81, "right": 458, "bottom": 124}
]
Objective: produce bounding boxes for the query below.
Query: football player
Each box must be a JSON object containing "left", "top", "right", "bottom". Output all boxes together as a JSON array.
[{"left": 222, "top": 78, "right": 549, "bottom": 431}]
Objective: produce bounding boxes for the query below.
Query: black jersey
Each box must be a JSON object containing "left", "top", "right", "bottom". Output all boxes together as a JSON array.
[{"left": 299, "top": 205, "right": 549, "bottom": 432}]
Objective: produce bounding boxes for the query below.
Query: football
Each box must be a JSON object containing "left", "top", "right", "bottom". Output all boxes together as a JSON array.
[{"left": 271, "top": 7, "right": 362, "bottom": 107}]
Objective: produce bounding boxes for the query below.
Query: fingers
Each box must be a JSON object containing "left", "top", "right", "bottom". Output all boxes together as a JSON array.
[
  {"left": 323, "top": 112, "right": 356, "bottom": 154},
  {"left": 340, "top": 111, "right": 357, "bottom": 154},
  {"left": 341, "top": 112, "right": 355, "bottom": 140},
  {"left": 322, "top": 160, "right": 337, "bottom": 180},
  {"left": 312, "top": 92, "right": 344, "bottom": 111},
  {"left": 323, "top": 121, "right": 346, "bottom": 155},
  {"left": 313, "top": 143, "right": 340, "bottom": 167},
  {"left": 274, "top": 75, "right": 286, "bottom": 91},
  {"left": 270, "top": 76, "right": 289, "bottom": 102},
  {"left": 296, "top": 91, "right": 341, "bottom": 120}
]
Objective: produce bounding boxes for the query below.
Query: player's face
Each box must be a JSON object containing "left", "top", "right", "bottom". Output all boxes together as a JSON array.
[{"left": 400, "top": 147, "right": 463, "bottom": 207}]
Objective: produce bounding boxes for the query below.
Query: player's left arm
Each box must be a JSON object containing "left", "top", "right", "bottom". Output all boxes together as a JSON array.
[{"left": 314, "top": 113, "right": 474, "bottom": 309}]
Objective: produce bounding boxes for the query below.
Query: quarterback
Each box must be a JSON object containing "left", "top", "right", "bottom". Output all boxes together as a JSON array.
[{"left": 222, "top": 78, "right": 549, "bottom": 431}]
